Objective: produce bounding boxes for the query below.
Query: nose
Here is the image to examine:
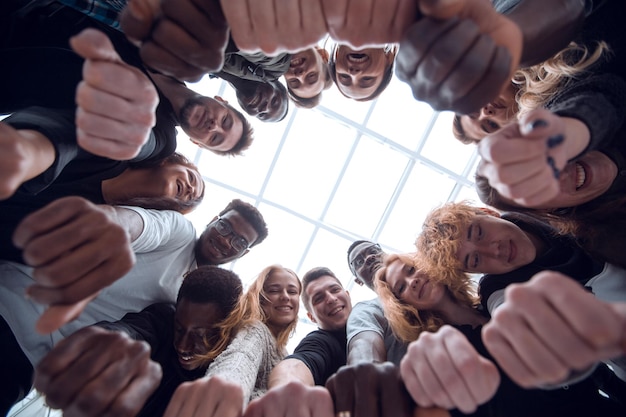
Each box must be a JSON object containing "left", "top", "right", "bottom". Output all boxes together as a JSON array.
[
  {"left": 481, "top": 104, "right": 495, "bottom": 117},
  {"left": 207, "top": 117, "right": 217, "bottom": 130},
  {"left": 279, "top": 290, "right": 290, "bottom": 300},
  {"left": 175, "top": 332, "right": 193, "bottom": 354},
  {"left": 479, "top": 241, "right": 501, "bottom": 258},
  {"left": 348, "top": 66, "right": 360, "bottom": 74},
  {"left": 294, "top": 67, "right": 304, "bottom": 76}
]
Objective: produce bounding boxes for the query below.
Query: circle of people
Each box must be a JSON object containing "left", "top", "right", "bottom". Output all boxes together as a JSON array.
[{"left": 1, "top": 1, "right": 625, "bottom": 417}]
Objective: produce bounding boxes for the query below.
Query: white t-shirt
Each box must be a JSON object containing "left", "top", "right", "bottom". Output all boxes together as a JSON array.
[{"left": 0, "top": 207, "right": 197, "bottom": 365}]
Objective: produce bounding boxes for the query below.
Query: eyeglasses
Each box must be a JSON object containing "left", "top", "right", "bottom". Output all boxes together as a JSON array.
[
  {"left": 214, "top": 216, "right": 249, "bottom": 252},
  {"left": 349, "top": 243, "right": 382, "bottom": 271}
]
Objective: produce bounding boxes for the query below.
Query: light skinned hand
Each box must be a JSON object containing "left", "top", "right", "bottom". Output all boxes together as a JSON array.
[
  {"left": 221, "top": 0, "right": 327, "bottom": 56},
  {"left": 244, "top": 381, "right": 334, "bottom": 417},
  {"left": 482, "top": 271, "right": 626, "bottom": 388},
  {"left": 0, "top": 123, "right": 56, "bottom": 200},
  {"left": 120, "top": 0, "right": 229, "bottom": 81},
  {"left": 477, "top": 109, "right": 580, "bottom": 207},
  {"left": 322, "top": 0, "right": 418, "bottom": 49},
  {"left": 163, "top": 375, "right": 244, "bottom": 417},
  {"left": 70, "top": 28, "right": 158, "bottom": 160},
  {"left": 396, "top": 0, "right": 523, "bottom": 113},
  {"left": 326, "top": 362, "right": 415, "bottom": 417},
  {"left": 12, "top": 196, "right": 135, "bottom": 332},
  {"left": 34, "top": 326, "right": 162, "bottom": 417},
  {"left": 400, "top": 326, "right": 500, "bottom": 414}
]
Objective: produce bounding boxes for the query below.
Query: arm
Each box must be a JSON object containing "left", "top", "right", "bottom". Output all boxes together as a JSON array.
[
  {"left": 348, "top": 331, "right": 387, "bottom": 364},
  {"left": 269, "top": 358, "right": 315, "bottom": 388},
  {"left": 496, "top": 0, "right": 586, "bottom": 67}
]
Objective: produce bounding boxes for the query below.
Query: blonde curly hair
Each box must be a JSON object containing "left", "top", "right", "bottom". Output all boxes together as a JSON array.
[
  {"left": 375, "top": 253, "right": 479, "bottom": 343},
  {"left": 514, "top": 41, "right": 610, "bottom": 118}
]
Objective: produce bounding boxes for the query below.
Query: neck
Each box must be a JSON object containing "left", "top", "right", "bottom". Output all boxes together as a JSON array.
[
  {"left": 265, "top": 321, "right": 284, "bottom": 341},
  {"left": 148, "top": 71, "right": 195, "bottom": 121},
  {"left": 436, "top": 294, "right": 487, "bottom": 328},
  {"left": 101, "top": 168, "right": 146, "bottom": 204},
  {"left": 525, "top": 230, "right": 547, "bottom": 259}
]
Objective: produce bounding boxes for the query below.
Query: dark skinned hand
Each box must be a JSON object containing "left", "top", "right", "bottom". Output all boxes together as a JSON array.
[
  {"left": 35, "top": 326, "right": 162, "bottom": 417},
  {"left": 120, "top": 0, "right": 229, "bottom": 82},
  {"left": 396, "top": 0, "right": 522, "bottom": 114}
]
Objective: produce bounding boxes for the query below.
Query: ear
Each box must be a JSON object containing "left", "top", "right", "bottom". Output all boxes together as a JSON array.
[
  {"left": 307, "top": 311, "right": 317, "bottom": 323},
  {"left": 478, "top": 207, "right": 501, "bottom": 217},
  {"left": 316, "top": 47, "right": 330, "bottom": 63},
  {"left": 215, "top": 95, "right": 228, "bottom": 104}
]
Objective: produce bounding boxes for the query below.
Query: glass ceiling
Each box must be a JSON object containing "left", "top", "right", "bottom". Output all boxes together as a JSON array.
[{"left": 176, "top": 71, "right": 481, "bottom": 346}]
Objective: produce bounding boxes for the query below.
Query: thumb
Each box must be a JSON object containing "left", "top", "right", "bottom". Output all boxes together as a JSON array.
[
  {"left": 70, "top": 28, "right": 122, "bottom": 63},
  {"left": 418, "top": 0, "right": 466, "bottom": 19},
  {"left": 35, "top": 295, "right": 97, "bottom": 334}
]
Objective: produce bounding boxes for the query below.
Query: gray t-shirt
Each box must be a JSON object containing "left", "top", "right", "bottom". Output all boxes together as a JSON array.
[{"left": 347, "top": 298, "right": 407, "bottom": 365}]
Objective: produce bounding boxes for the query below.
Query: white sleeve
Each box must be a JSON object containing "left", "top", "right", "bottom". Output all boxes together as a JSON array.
[
  {"left": 486, "top": 289, "right": 506, "bottom": 314},
  {"left": 118, "top": 206, "right": 196, "bottom": 253}
]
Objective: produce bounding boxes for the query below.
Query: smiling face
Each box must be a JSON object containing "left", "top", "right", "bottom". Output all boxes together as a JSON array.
[
  {"left": 173, "top": 300, "right": 224, "bottom": 371},
  {"left": 284, "top": 48, "right": 327, "bottom": 99},
  {"left": 459, "top": 83, "right": 518, "bottom": 142},
  {"left": 145, "top": 163, "right": 204, "bottom": 205},
  {"left": 237, "top": 82, "right": 287, "bottom": 122},
  {"left": 180, "top": 96, "right": 244, "bottom": 152},
  {"left": 333, "top": 45, "right": 392, "bottom": 100},
  {"left": 195, "top": 210, "right": 259, "bottom": 265},
  {"left": 455, "top": 214, "right": 537, "bottom": 274},
  {"left": 261, "top": 269, "right": 301, "bottom": 330},
  {"left": 305, "top": 275, "right": 351, "bottom": 331},
  {"left": 384, "top": 258, "right": 445, "bottom": 310}
]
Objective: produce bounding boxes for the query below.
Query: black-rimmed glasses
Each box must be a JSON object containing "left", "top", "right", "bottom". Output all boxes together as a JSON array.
[
  {"left": 214, "top": 216, "right": 249, "bottom": 252},
  {"left": 349, "top": 243, "right": 382, "bottom": 271}
]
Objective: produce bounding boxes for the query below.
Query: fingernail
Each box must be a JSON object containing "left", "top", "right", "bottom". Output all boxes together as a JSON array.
[
  {"left": 547, "top": 134, "right": 564, "bottom": 149},
  {"left": 547, "top": 156, "right": 560, "bottom": 179},
  {"left": 526, "top": 119, "right": 548, "bottom": 132}
]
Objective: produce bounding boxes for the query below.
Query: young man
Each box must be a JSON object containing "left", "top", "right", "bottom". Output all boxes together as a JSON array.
[
  {"left": 244, "top": 267, "right": 350, "bottom": 417},
  {"left": 34, "top": 266, "right": 245, "bottom": 417},
  {"left": 346, "top": 240, "right": 407, "bottom": 365},
  {"left": 0, "top": 197, "right": 268, "bottom": 412},
  {"left": 269, "top": 267, "right": 351, "bottom": 388}
]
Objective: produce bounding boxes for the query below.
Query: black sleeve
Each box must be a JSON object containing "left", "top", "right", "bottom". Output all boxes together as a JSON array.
[
  {"left": 285, "top": 331, "right": 345, "bottom": 386},
  {"left": 547, "top": 74, "right": 626, "bottom": 160},
  {"left": 95, "top": 303, "right": 176, "bottom": 353}
]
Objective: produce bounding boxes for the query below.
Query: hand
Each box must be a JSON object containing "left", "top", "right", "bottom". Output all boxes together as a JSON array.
[
  {"left": 34, "top": 326, "right": 162, "bottom": 417},
  {"left": 396, "top": 0, "right": 522, "bottom": 113},
  {"left": 322, "top": 0, "right": 417, "bottom": 48},
  {"left": 163, "top": 376, "right": 244, "bottom": 417},
  {"left": 482, "top": 271, "right": 626, "bottom": 388},
  {"left": 120, "top": 0, "right": 229, "bottom": 81},
  {"left": 326, "top": 362, "right": 414, "bottom": 417},
  {"left": 477, "top": 109, "right": 571, "bottom": 207},
  {"left": 400, "top": 326, "right": 500, "bottom": 414},
  {"left": 12, "top": 197, "right": 135, "bottom": 332},
  {"left": 244, "top": 381, "right": 334, "bottom": 417},
  {"left": 0, "top": 123, "right": 56, "bottom": 200},
  {"left": 69, "top": 28, "right": 159, "bottom": 160},
  {"left": 220, "top": 0, "right": 327, "bottom": 55}
]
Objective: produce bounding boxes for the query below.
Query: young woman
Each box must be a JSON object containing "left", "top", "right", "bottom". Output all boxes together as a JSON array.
[
  {"left": 415, "top": 202, "right": 626, "bottom": 386},
  {"left": 329, "top": 44, "right": 398, "bottom": 102},
  {"left": 168, "top": 265, "right": 302, "bottom": 417},
  {"left": 283, "top": 47, "right": 333, "bottom": 109},
  {"left": 376, "top": 254, "right": 625, "bottom": 417}
]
